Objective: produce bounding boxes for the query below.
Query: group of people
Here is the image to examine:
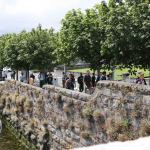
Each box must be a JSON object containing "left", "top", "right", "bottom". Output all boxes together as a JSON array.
[
  {"left": 19, "top": 71, "right": 54, "bottom": 87},
  {"left": 1, "top": 70, "right": 15, "bottom": 81},
  {"left": 38, "top": 72, "right": 54, "bottom": 87},
  {"left": 2, "top": 69, "right": 147, "bottom": 90},
  {"left": 62, "top": 70, "right": 148, "bottom": 93},
  {"left": 62, "top": 70, "right": 110, "bottom": 93}
]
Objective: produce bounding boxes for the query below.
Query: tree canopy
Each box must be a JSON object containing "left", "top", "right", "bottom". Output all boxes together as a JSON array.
[
  {"left": 58, "top": 0, "right": 150, "bottom": 71},
  {"left": 0, "top": 0, "right": 149, "bottom": 72},
  {"left": 0, "top": 25, "right": 58, "bottom": 71}
]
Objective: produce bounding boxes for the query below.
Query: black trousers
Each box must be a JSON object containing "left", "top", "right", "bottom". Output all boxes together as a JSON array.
[{"left": 79, "top": 83, "right": 84, "bottom": 92}]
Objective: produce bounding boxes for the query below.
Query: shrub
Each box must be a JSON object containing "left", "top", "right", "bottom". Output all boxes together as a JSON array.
[
  {"left": 140, "top": 119, "right": 150, "bottom": 136},
  {"left": 82, "top": 107, "right": 93, "bottom": 119},
  {"left": 80, "top": 131, "right": 90, "bottom": 139},
  {"left": 107, "top": 119, "right": 130, "bottom": 141},
  {"left": 55, "top": 93, "right": 62, "bottom": 103},
  {"left": 93, "top": 109, "right": 105, "bottom": 123}
]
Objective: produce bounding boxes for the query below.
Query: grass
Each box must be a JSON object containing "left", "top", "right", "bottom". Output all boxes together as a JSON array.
[{"left": 68, "top": 68, "right": 150, "bottom": 80}]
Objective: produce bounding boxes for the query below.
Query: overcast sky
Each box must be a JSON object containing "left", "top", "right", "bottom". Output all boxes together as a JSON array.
[{"left": 0, "top": 0, "right": 106, "bottom": 35}]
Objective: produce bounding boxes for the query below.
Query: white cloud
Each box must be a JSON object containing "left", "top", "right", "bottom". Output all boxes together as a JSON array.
[{"left": 0, "top": 0, "right": 106, "bottom": 34}]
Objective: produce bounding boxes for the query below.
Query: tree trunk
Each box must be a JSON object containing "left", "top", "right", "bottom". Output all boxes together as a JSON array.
[
  {"left": 97, "top": 68, "right": 100, "bottom": 76},
  {"left": 64, "top": 64, "right": 66, "bottom": 73}
]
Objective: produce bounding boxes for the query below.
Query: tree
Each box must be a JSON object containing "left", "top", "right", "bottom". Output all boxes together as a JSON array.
[
  {"left": 103, "top": 0, "right": 150, "bottom": 70},
  {"left": 2, "top": 25, "right": 58, "bottom": 80},
  {"left": 58, "top": 9, "right": 84, "bottom": 65},
  {"left": 26, "top": 25, "right": 58, "bottom": 71},
  {"left": 0, "top": 35, "right": 11, "bottom": 68},
  {"left": 59, "top": 2, "right": 110, "bottom": 73}
]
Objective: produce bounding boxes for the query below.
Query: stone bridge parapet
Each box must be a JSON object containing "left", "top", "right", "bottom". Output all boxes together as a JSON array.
[{"left": 0, "top": 80, "right": 150, "bottom": 149}]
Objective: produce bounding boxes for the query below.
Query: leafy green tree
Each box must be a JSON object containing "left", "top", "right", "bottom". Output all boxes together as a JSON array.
[
  {"left": 2, "top": 25, "right": 58, "bottom": 80},
  {"left": 127, "top": 0, "right": 150, "bottom": 69},
  {"left": 27, "top": 25, "right": 58, "bottom": 71},
  {"left": 58, "top": 9, "right": 84, "bottom": 65},
  {"left": 103, "top": 0, "right": 150, "bottom": 70},
  {"left": 0, "top": 35, "right": 11, "bottom": 68},
  {"left": 59, "top": 2, "right": 110, "bottom": 73}
]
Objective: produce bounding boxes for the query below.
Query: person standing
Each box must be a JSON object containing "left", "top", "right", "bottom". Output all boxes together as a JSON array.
[
  {"left": 96, "top": 73, "right": 101, "bottom": 83},
  {"left": 62, "top": 72, "right": 67, "bottom": 88},
  {"left": 11, "top": 71, "right": 16, "bottom": 79},
  {"left": 77, "top": 73, "right": 84, "bottom": 92},
  {"left": 136, "top": 72, "right": 147, "bottom": 85},
  {"left": 65, "top": 74, "right": 74, "bottom": 90},
  {"left": 84, "top": 70, "right": 92, "bottom": 93},
  {"left": 91, "top": 73, "right": 96, "bottom": 87},
  {"left": 2, "top": 71, "right": 7, "bottom": 81},
  {"left": 38, "top": 72, "right": 46, "bottom": 88},
  {"left": 29, "top": 73, "right": 35, "bottom": 85},
  {"left": 47, "top": 73, "right": 53, "bottom": 85},
  {"left": 20, "top": 72, "right": 24, "bottom": 82},
  {"left": 101, "top": 71, "right": 107, "bottom": 80},
  {"left": 71, "top": 73, "right": 75, "bottom": 90}
]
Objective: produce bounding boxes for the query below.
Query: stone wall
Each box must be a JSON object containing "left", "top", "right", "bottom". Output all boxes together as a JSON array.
[{"left": 0, "top": 80, "right": 150, "bottom": 149}]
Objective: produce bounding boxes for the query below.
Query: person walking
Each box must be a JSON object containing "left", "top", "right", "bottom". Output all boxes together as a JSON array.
[{"left": 77, "top": 73, "right": 84, "bottom": 92}]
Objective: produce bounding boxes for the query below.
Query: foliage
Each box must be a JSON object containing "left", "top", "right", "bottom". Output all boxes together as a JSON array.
[
  {"left": 0, "top": 25, "right": 58, "bottom": 71},
  {"left": 58, "top": 0, "right": 150, "bottom": 71},
  {"left": 140, "top": 119, "right": 150, "bottom": 136},
  {"left": 0, "top": 0, "right": 149, "bottom": 72},
  {"left": 82, "top": 106, "right": 93, "bottom": 119}
]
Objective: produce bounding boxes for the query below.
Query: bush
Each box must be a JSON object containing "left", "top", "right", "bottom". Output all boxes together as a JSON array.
[{"left": 140, "top": 119, "right": 150, "bottom": 136}]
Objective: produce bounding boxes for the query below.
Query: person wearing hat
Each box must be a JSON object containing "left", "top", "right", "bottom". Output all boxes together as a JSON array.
[{"left": 136, "top": 72, "right": 147, "bottom": 85}]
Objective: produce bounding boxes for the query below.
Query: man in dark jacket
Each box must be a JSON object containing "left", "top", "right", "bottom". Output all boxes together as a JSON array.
[
  {"left": 84, "top": 70, "right": 92, "bottom": 93},
  {"left": 101, "top": 71, "right": 107, "bottom": 80},
  {"left": 92, "top": 73, "right": 96, "bottom": 87},
  {"left": 78, "top": 73, "right": 84, "bottom": 92}
]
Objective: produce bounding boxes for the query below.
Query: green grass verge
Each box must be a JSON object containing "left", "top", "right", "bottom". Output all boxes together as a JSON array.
[{"left": 68, "top": 68, "right": 150, "bottom": 80}]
